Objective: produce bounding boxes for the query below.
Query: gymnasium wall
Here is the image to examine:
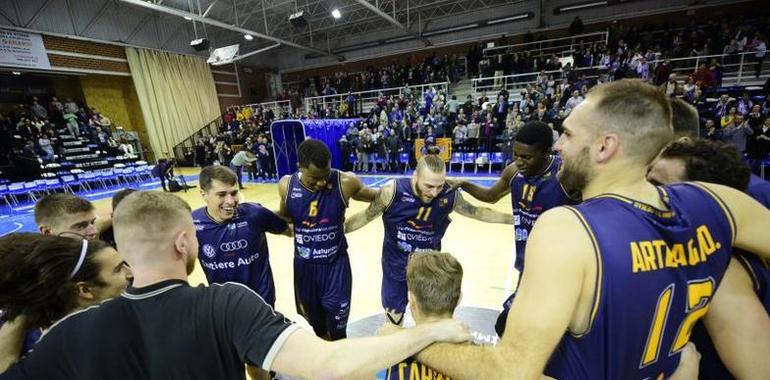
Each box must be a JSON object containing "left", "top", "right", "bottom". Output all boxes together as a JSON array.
[{"left": 211, "top": 62, "right": 273, "bottom": 112}]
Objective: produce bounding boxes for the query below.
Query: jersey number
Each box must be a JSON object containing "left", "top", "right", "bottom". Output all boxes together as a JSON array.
[
  {"left": 640, "top": 278, "right": 714, "bottom": 368},
  {"left": 416, "top": 207, "right": 432, "bottom": 221},
  {"left": 309, "top": 201, "right": 318, "bottom": 217},
  {"left": 521, "top": 184, "right": 536, "bottom": 203}
]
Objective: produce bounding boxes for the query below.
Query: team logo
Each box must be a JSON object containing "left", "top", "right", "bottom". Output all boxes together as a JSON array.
[
  {"left": 195, "top": 224, "right": 205, "bottom": 231},
  {"left": 237, "top": 221, "right": 248, "bottom": 228},
  {"left": 202, "top": 244, "right": 216, "bottom": 258},
  {"left": 295, "top": 234, "right": 303, "bottom": 245},
  {"left": 400, "top": 195, "right": 415, "bottom": 203},
  {"left": 298, "top": 246, "right": 312, "bottom": 259},
  {"left": 301, "top": 221, "right": 318, "bottom": 228},
  {"left": 227, "top": 223, "right": 236, "bottom": 230},
  {"left": 220, "top": 239, "right": 248, "bottom": 252},
  {"left": 291, "top": 192, "right": 303, "bottom": 199},
  {"left": 298, "top": 232, "right": 337, "bottom": 242},
  {"left": 398, "top": 241, "right": 413, "bottom": 253},
  {"left": 440, "top": 198, "right": 448, "bottom": 207}
]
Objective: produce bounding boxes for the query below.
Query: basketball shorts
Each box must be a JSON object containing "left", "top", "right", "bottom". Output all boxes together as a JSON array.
[{"left": 293, "top": 254, "right": 352, "bottom": 340}]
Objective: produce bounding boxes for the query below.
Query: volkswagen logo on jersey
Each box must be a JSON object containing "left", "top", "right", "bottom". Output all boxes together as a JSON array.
[
  {"left": 202, "top": 244, "right": 216, "bottom": 258},
  {"left": 220, "top": 239, "right": 248, "bottom": 252}
]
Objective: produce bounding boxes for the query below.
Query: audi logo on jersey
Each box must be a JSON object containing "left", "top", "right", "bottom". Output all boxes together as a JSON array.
[{"left": 220, "top": 239, "right": 248, "bottom": 252}]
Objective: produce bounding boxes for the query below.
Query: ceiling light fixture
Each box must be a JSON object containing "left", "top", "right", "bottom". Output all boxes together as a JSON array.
[
  {"left": 184, "top": 16, "right": 192, "bottom": 20},
  {"left": 244, "top": 34, "right": 254, "bottom": 40},
  {"left": 331, "top": 9, "right": 341, "bottom": 19}
]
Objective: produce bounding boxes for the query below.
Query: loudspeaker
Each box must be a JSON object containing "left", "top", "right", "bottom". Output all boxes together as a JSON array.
[
  {"left": 190, "top": 38, "right": 210, "bottom": 51},
  {"left": 289, "top": 11, "right": 307, "bottom": 28}
]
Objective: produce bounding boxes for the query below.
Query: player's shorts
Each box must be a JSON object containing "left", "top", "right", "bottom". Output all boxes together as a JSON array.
[
  {"left": 294, "top": 253, "right": 352, "bottom": 340},
  {"left": 381, "top": 273, "right": 408, "bottom": 315}
]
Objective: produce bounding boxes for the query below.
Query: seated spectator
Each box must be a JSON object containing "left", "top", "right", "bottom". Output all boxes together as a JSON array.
[
  {"left": 37, "top": 133, "right": 55, "bottom": 162},
  {"left": 564, "top": 90, "right": 584, "bottom": 115},
  {"left": 692, "top": 63, "right": 714, "bottom": 89},
  {"left": 736, "top": 92, "right": 754, "bottom": 115},
  {"left": 118, "top": 138, "right": 136, "bottom": 158},
  {"left": 721, "top": 106, "right": 737, "bottom": 128},
  {"left": 29, "top": 99, "right": 47, "bottom": 120}
]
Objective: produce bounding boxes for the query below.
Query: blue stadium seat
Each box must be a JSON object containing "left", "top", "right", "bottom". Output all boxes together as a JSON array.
[
  {"left": 490, "top": 152, "right": 505, "bottom": 173},
  {"left": 449, "top": 152, "right": 464, "bottom": 173},
  {"left": 399, "top": 152, "right": 410, "bottom": 173}
]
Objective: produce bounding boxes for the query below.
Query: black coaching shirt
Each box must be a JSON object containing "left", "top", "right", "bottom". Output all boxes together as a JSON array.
[{"left": 1, "top": 279, "right": 298, "bottom": 380}]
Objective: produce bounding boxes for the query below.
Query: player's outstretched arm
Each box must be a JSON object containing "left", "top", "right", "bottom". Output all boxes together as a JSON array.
[
  {"left": 344, "top": 180, "right": 394, "bottom": 233},
  {"left": 449, "top": 163, "right": 517, "bottom": 203},
  {"left": 453, "top": 192, "right": 513, "bottom": 224},
  {"left": 697, "top": 182, "right": 770, "bottom": 258},
  {"left": 270, "top": 319, "right": 470, "bottom": 380},
  {"left": 417, "top": 207, "right": 589, "bottom": 379},
  {"left": 340, "top": 171, "right": 379, "bottom": 203},
  {"left": 703, "top": 257, "right": 770, "bottom": 379},
  {"left": 0, "top": 316, "right": 26, "bottom": 372}
]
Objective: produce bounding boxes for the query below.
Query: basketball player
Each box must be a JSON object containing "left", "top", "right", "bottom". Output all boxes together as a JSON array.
[
  {"left": 34, "top": 194, "right": 111, "bottom": 240},
  {"left": 345, "top": 154, "right": 512, "bottom": 325},
  {"left": 449, "top": 121, "right": 577, "bottom": 335},
  {"left": 669, "top": 98, "right": 700, "bottom": 139},
  {"left": 411, "top": 80, "right": 770, "bottom": 378},
  {"left": 192, "top": 166, "right": 290, "bottom": 307},
  {"left": 0, "top": 191, "right": 471, "bottom": 379},
  {"left": 0, "top": 234, "right": 132, "bottom": 371},
  {"left": 382, "top": 251, "right": 462, "bottom": 380},
  {"left": 100, "top": 188, "right": 137, "bottom": 248},
  {"left": 277, "top": 138, "right": 377, "bottom": 340},
  {"left": 647, "top": 138, "right": 770, "bottom": 379}
]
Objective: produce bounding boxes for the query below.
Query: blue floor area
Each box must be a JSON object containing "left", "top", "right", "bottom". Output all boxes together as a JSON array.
[{"left": 0, "top": 174, "right": 499, "bottom": 237}]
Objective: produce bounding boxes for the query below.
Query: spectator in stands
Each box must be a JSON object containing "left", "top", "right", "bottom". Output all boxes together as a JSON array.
[
  {"left": 692, "top": 63, "right": 715, "bottom": 89},
  {"left": 723, "top": 38, "right": 740, "bottom": 64},
  {"left": 482, "top": 113, "right": 495, "bottom": 153},
  {"left": 564, "top": 90, "right": 584, "bottom": 115},
  {"left": 569, "top": 16, "right": 584, "bottom": 36},
  {"left": 715, "top": 94, "right": 731, "bottom": 118},
  {"left": 385, "top": 127, "right": 401, "bottom": 172},
  {"left": 37, "top": 133, "right": 54, "bottom": 162},
  {"left": 723, "top": 113, "right": 754, "bottom": 154},
  {"left": 704, "top": 119, "right": 722, "bottom": 141},
  {"left": 747, "top": 117, "right": 770, "bottom": 175},
  {"left": 30, "top": 99, "right": 47, "bottom": 120},
  {"left": 653, "top": 58, "right": 672, "bottom": 86},
  {"left": 63, "top": 99, "right": 78, "bottom": 114},
  {"left": 452, "top": 122, "right": 467, "bottom": 151},
  {"left": 682, "top": 76, "right": 701, "bottom": 103},
  {"left": 118, "top": 137, "right": 135, "bottom": 158},
  {"left": 752, "top": 35, "right": 767, "bottom": 78},
  {"left": 736, "top": 92, "right": 754, "bottom": 115},
  {"left": 709, "top": 58, "right": 723, "bottom": 87},
  {"left": 661, "top": 74, "right": 678, "bottom": 98},
  {"left": 721, "top": 106, "right": 737, "bottom": 128},
  {"left": 48, "top": 97, "right": 63, "bottom": 119}
]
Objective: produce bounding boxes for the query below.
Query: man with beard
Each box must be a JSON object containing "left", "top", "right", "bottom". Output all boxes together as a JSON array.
[
  {"left": 345, "top": 154, "right": 512, "bottom": 325},
  {"left": 410, "top": 80, "right": 770, "bottom": 379},
  {"left": 1, "top": 191, "right": 472, "bottom": 379},
  {"left": 450, "top": 121, "right": 577, "bottom": 336}
]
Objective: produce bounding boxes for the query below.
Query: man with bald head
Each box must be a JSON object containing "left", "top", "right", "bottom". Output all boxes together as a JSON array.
[
  {"left": 411, "top": 80, "right": 770, "bottom": 379},
  {"left": 2, "top": 191, "right": 470, "bottom": 379}
]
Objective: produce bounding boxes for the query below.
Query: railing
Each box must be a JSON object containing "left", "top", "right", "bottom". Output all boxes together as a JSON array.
[
  {"left": 171, "top": 116, "right": 222, "bottom": 166},
  {"left": 471, "top": 50, "right": 766, "bottom": 100},
  {"left": 648, "top": 51, "right": 761, "bottom": 86},
  {"left": 240, "top": 100, "right": 292, "bottom": 118},
  {"left": 483, "top": 31, "right": 609, "bottom": 59},
  {"left": 472, "top": 65, "right": 605, "bottom": 99},
  {"left": 303, "top": 81, "right": 450, "bottom": 116}
]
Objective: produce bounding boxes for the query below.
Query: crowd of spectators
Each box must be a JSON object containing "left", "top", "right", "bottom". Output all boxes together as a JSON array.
[{"left": 0, "top": 96, "right": 137, "bottom": 181}]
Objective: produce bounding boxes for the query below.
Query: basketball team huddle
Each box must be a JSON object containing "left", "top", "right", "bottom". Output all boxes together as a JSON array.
[{"left": 1, "top": 80, "right": 769, "bottom": 380}]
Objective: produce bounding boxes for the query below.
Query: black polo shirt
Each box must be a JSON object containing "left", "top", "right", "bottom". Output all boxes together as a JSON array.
[{"left": 2, "top": 279, "right": 298, "bottom": 380}]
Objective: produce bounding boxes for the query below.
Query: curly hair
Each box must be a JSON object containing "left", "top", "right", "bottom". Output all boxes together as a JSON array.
[
  {"left": 0, "top": 233, "right": 109, "bottom": 328},
  {"left": 658, "top": 139, "right": 751, "bottom": 191}
]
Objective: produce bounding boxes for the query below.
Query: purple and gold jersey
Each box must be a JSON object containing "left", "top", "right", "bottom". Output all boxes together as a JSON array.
[
  {"left": 545, "top": 183, "right": 733, "bottom": 379},
  {"left": 382, "top": 178, "right": 456, "bottom": 282},
  {"left": 380, "top": 357, "right": 452, "bottom": 380},
  {"left": 510, "top": 155, "right": 574, "bottom": 271},
  {"left": 192, "top": 203, "right": 286, "bottom": 306},
  {"left": 285, "top": 169, "right": 348, "bottom": 263}
]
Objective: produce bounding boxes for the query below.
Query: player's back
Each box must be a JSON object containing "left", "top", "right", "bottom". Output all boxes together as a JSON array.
[
  {"left": 285, "top": 170, "right": 348, "bottom": 262},
  {"left": 545, "top": 183, "right": 733, "bottom": 379},
  {"left": 381, "top": 178, "right": 456, "bottom": 280}
]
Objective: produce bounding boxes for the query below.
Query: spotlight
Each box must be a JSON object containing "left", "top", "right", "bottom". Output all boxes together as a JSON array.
[
  {"left": 331, "top": 9, "right": 341, "bottom": 19},
  {"left": 184, "top": 16, "right": 192, "bottom": 20},
  {"left": 244, "top": 34, "right": 254, "bottom": 41}
]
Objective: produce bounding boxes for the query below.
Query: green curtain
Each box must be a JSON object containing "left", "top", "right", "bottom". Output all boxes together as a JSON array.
[{"left": 125, "top": 47, "right": 219, "bottom": 159}]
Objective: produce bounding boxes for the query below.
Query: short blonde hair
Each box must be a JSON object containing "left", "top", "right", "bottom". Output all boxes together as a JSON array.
[
  {"left": 113, "top": 191, "right": 192, "bottom": 250},
  {"left": 407, "top": 251, "right": 462, "bottom": 316},
  {"left": 415, "top": 154, "right": 445, "bottom": 175}
]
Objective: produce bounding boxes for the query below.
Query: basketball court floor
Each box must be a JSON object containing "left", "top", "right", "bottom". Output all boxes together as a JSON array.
[{"left": 0, "top": 167, "right": 518, "bottom": 336}]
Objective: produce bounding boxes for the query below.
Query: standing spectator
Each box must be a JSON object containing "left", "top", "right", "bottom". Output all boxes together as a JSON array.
[
  {"left": 452, "top": 122, "right": 467, "bottom": 151},
  {"left": 466, "top": 118, "right": 480, "bottom": 153},
  {"left": 493, "top": 95, "right": 509, "bottom": 133},
  {"left": 30, "top": 99, "right": 47, "bottom": 120},
  {"left": 653, "top": 58, "right": 673, "bottom": 86},
  {"left": 736, "top": 92, "right": 753, "bottom": 115},
  {"left": 747, "top": 117, "right": 770, "bottom": 175},
  {"left": 709, "top": 59, "right": 723, "bottom": 87},
  {"left": 338, "top": 135, "right": 353, "bottom": 172},
  {"left": 569, "top": 16, "right": 584, "bottom": 36},
  {"left": 722, "top": 113, "right": 754, "bottom": 153},
  {"left": 446, "top": 95, "right": 460, "bottom": 124},
  {"left": 482, "top": 113, "right": 495, "bottom": 152},
  {"left": 721, "top": 106, "right": 737, "bottom": 128},
  {"left": 229, "top": 146, "right": 257, "bottom": 189},
  {"left": 385, "top": 128, "right": 401, "bottom": 172},
  {"left": 564, "top": 90, "right": 584, "bottom": 115},
  {"left": 752, "top": 35, "right": 766, "bottom": 78},
  {"left": 692, "top": 63, "right": 715, "bottom": 89},
  {"left": 704, "top": 119, "right": 722, "bottom": 141},
  {"left": 661, "top": 74, "right": 678, "bottom": 98},
  {"left": 715, "top": 94, "right": 731, "bottom": 118}
]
